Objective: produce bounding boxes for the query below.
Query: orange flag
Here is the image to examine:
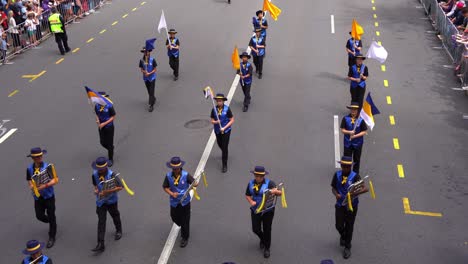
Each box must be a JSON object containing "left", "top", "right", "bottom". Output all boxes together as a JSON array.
[
  {"left": 263, "top": 0, "right": 282, "bottom": 21},
  {"left": 231, "top": 46, "right": 240, "bottom": 70},
  {"left": 351, "top": 19, "right": 364, "bottom": 40}
]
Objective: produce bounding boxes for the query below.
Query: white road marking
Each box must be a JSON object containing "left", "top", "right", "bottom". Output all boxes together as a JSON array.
[
  {"left": 334, "top": 115, "right": 340, "bottom": 168},
  {"left": 331, "top": 15, "right": 335, "bottom": 34},
  {"left": 156, "top": 47, "right": 251, "bottom": 264},
  {"left": 0, "top": 128, "right": 18, "bottom": 144}
]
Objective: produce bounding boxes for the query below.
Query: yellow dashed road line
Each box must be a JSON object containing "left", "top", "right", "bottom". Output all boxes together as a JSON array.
[
  {"left": 112, "top": 21, "right": 118, "bottom": 26},
  {"left": 375, "top": 22, "right": 379, "bottom": 27},
  {"left": 397, "top": 164, "right": 405, "bottom": 178},
  {"left": 86, "top": 38, "right": 94, "bottom": 43},
  {"left": 372, "top": 6, "right": 376, "bottom": 10},
  {"left": 100, "top": 29, "right": 107, "bottom": 34},
  {"left": 55, "top": 58, "right": 65, "bottom": 64},
  {"left": 141, "top": 1, "right": 146, "bottom": 5},
  {"left": 402, "top": 198, "right": 442, "bottom": 217},
  {"left": 386, "top": 96, "right": 392, "bottom": 104},
  {"left": 389, "top": 115, "right": 395, "bottom": 125},
  {"left": 381, "top": 65, "right": 386, "bottom": 72},
  {"left": 378, "top": 41, "right": 382, "bottom": 45},
  {"left": 72, "top": 48, "right": 80, "bottom": 53},
  {"left": 393, "top": 138, "right": 400, "bottom": 150},
  {"left": 132, "top": 7, "right": 137, "bottom": 11},
  {"left": 373, "top": 14, "right": 377, "bottom": 19},
  {"left": 8, "top": 89, "right": 19, "bottom": 97},
  {"left": 384, "top": 79, "right": 389, "bottom": 87},
  {"left": 122, "top": 14, "right": 128, "bottom": 18}
]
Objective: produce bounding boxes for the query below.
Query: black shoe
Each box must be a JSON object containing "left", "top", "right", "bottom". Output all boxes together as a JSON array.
[
  {"left": 180, "top": 238, "right": 188, "bottom": 248},
  {"left": 222, "top": 164, "right": 227, "bottom": 173},
  {"left": 243, "top": 105, "right": 248, "bottom": 112},
  {"left": 343, "top": 248, "right": 351, "bottom": 259},
  {"left": 46, "top": 237, "right": 55, "bottom": 248},
  {"left": 60, "top": 51, "right": 65, "bottom": 55},
  {"left": 259, "top": 241, "right": 265, "bottom": 250},
  {"left": 108, "top": 160, "right": 113, "bottom": 167},
  {"left": 340, "top": 238, "right": 345, "bottom": 247},
  {"left": 65, "top": 48, "right": 71, "bottom": 53},
  {"left": 258, "top": 73, "right": 263, "bottom": 79},
  {"left": 174, "top": 76, "right": 178, "bottom": 81},
  {"left": 263, "top": 249, "right": 270, "bottom": 258},
  {"left": 92, "top": 242, "right": 105, "bottom": 253},
  {"left": 149, "top": 105, "right": 154, "bottom": 112},
  {"left": 115, "top": 231, "right": 122, "bottom": 240}
]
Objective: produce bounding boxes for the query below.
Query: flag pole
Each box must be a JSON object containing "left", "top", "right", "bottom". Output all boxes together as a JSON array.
[{"left": 209, "top": 90, "right": 223, "bottom": 134}]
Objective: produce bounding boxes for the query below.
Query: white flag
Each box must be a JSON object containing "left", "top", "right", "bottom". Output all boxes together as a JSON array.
[
  {"left": 366, "top": 41, "right": 388, "bottom": 63},
  {"left": 158, "top": 10, "right": 167, "bottom": 34}
]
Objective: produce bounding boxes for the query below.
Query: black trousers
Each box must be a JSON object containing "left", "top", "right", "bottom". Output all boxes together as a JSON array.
[
  {"left": 98, "top": 125, "right": 114, "bottom": 161},
  {"left": 350, "top": 85, "right": 366, "bottom": 109},
  {"left": 251, "top": 209, "right": 275, "bottom": 250},
  {"left": 348, "top": 57, "right": 356, "bottom": 67},
  {"left": 144, "top": 80, "right": 156, "bottom": 106},
  {"left": 169, "top": 56, "right": 179, "bottom": 77},
  {"left": 335, "top": 205, "right": 358, "bottom": 249},
  {"left": 344, "top": 145, "right": 363, "bottom": 173},
  {"left": 215, "top": 131, "right": 230, "bottom": 166},
  {"left": 170, "top": 203, "right": 191, "bottom": 240},
  {"left": 253, "top": 55, "right": 264, "bottom": 74},
  {"left": 241, "top": 83, "right": 251, "bottom": 106},
  {"left": 54, "top": 33, "right": 70, "bottom": 54},
  {"left": 34, "top": 196, "right": 57, "bottom": 239},
  {"left": 96, "top": 202, "right": 122, "bottom": 242}
]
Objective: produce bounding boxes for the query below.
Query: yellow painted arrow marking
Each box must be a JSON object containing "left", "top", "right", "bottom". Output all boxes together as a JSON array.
[
  {"left": 402, "top": 197, "right": 442, "bottom": 217},
  {"left": 22, "top": 70, "right": 46, "bottom": 82}
]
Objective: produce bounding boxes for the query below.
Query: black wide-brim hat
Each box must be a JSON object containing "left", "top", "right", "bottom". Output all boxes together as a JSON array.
[
  {"left": 92, "top": 156, "right": 109, "bottom": 170},
  {"left": 214, "top": 93, "right": 228, "bottom": 101},
  {"left": 355, "top": 55, "right": 366, "bottom": 60},
  {"left": 346, "top": 102, "right": 360, "bottom": 109},
  {"left": 140, "top": 47, "right": 153, "bottom": 53},
  {"left": 337, "top": 156, "right": 354, "bottom": 166},
  {"left": 27, "top": 147, "right": 47, "bottom": 157},
  {"left": 250, "top": 166, "right": 269, "bottom": 176},
  {"left": 239, "top": 51, "right": 251, "bottom": 59},
  {"left": 168, "top": 29, "right": 177, "bottom": 34},
  {"left": 22, "top": 240, "right": 45, "bottom": 255},
  {"left": 167, "top": 156, "right": 185, "bottom": 169}
]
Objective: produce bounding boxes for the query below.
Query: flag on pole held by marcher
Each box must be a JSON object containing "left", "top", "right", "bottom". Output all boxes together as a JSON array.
[
  {"left": 366, "top": 41, "right": 388, "bottom": 63},
  {"left": 232, "top": 46, "right": 240, "bottom": 70},
  {"left": 351, "top": 19, "right": 364, "bottom": 40},
  {"left": 360, "top": 93, "right": 380, "bottom": 130},
  {"left": 85, "top": 86, "right": 113, "bottom": 107},
  {"left": 203, "top": 86, "right": 214, "bottom": 99},
  {"left": 157, "top": 10, "right": 168, "bottom": 33},
  {"left": 263, "top": 0, "right": 282, "bottom": 21}
]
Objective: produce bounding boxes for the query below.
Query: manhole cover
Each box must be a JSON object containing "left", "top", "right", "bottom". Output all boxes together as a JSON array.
[{"left": 184, "top": 119, "right": 211, "bottom": 129}]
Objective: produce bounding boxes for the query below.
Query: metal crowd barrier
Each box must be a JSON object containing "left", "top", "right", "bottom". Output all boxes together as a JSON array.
[
  {"left": 1, "top": 0, "right": 108, "bottom": 63},
  {"left": 419, "top": 0, "right": 468, "bottom": 91}
]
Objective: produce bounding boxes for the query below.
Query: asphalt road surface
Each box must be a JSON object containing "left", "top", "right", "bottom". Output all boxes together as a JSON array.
[{"left": 0, "top": 0, "right": 467, "bottom": 263}]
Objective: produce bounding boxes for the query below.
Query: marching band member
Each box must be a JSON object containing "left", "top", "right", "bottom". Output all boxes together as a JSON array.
[
  {"left": 245, "top": 166, "right": 282, "bottom": 259},
  {"left": 252, "top": 10, "right": 268, "bottom": 40},
  {"left": 340, "top": 102, "right": 367, "bottom": 173},
  {"left": 346, "top": 32, "right": 362, "bottom": 67},
  {"left": 26, "top": 147, "right": 58, "bottom": 248},
  {"left": 347, "top": 55, "right": 368, "bottom": 109},
  {"left": 237, "top": 52, "right": 253, "bottom": 112},
  {"left": 331, "top": 156, "right": 368, "bottom": 259},
  {"left": 95, "top": 92, "right": 116, "bottom": 167},
  {"left": 91, "top": 157, "right": 123, "bottom": 253},
  {"left": 249, "top": 28, "right": 266, "bottom": 79},
  {"left": 210, "top": 94, "right": 234, "bottom": 173},
  {"left": 166, "top": 29, "right": 180, "bottom": 81},
  {"left": 21, "top": 240, "right": 53, "bottom": 264},
  {"left": 162, "top": 157, "right": 198, "bottom": 248},
  {"left": 139, "top": 38, "right": 158, "bottom": 112}
]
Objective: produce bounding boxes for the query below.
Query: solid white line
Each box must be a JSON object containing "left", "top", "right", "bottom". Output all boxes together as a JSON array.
[
  {"left": 0, "top": 128, "right": 17, "bottom": 144},
  {"left": 156, "top": 47, "right": 251, "bottom": 264},
  {"left": 331, "top": 15, "right": 335, "bottom": 34},
  {"left": 333, "top": 115, "right": 340, "bottom": 168}
]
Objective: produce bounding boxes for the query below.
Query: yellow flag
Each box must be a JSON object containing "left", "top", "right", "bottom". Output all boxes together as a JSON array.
[
  {"left": 231, "top": 46, "right": 240, "bottom": 70},
  {"left": 263, "top": 0, "right": 282, "bottom": 21},
  {"left": 351, "top": 19, "right": 364, "bottom": 40}
]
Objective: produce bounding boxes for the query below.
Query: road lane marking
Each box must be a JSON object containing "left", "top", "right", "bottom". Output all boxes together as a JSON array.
[
  {"left": 141, "top": 1, "right": 146, "bottom": 5},
  {"left": 86, "top": 37, "right": 94, "bottom": 43},
  {"left": 112, "top": 21, "right": 118, "bottom": 26},
  {"left": 373, "top": 14, "right": 377, "bottom": 19},
  {"left": 132, "top": 7, "right": 137, "bottom": 11},
  {"left": 122, "top": 14, "right": 128, "bottom": 18},
  {"left": 72, "top": 48, "right": 80, "bottom": 53},
  {"left": 8, "top": 90, "right": 19, "bottom": 97},
  {"left": 330, "top": 15, "right": 335, "bottom": 34},
  {"left": 156, "top": 47, "right": 252, "bottom": 264},
  {"left": 378, "top": 41, "right": 382, "bottom": 45},
  {"left": 386, "top": 96, "right": 392, "bottom": 104},
  {"left": 372, "top": 6, "right": 376, "bottom": 10},
  {"left": 389, "top": 115, "right": 395, "bottom": 125},
  {"left": 0, "top": 128, "right": 17, "bottom": 144},
  {"left": 374, "top": 22, "right": 379, "bottom": 27},
  {"left": 397, "top": 164, "right": 405, "bottom": 178},
  {"left": 99, "top": 29, "right": 107, "bottom": 34},
  {"left": 384, "top": 79, "right": 389, "bottom": 87},
  {"left": 381, "top": 65, "right": 386, "bottom": 72},
  {"left": 393, "top": 138, "right": 400, "bottom": 150},
  {"left": 55, "top": 58, "right": 65, "bottom": 64},
  {"left": 22, "top": 70, "right": 46, "bottom": 82},
  {"left": 402, "top": 197, "right": 442, "bottom": 217},
  {"left": 371, "top": 0, "right": 375, "bottom": 3},
  {"left": 334, "top": 115, "right": 340, "bottom": 169},
  {"left": 376, "top": 31, "right": 380, "bottom": 36}
]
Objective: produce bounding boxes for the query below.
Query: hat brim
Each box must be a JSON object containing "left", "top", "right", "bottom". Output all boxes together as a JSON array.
[
  {"left": 355, "top": 56, "right": 366, "bottom": 60},
  {"left": 92, "top": 161, "right": 108, "bottom": 170},
  {"left": 22, "top": 242, "right": 45, "bottom": 255},
  {"left": 166, "top": 160, "right": 185, "bottom": 169},
  {"left": 168, "top": 31, "right": 177, "bottom": 34},
  {"left": 240, "top": 54, "right": 251, "bottom": 59},
  {"left": 27, "top": 150, "right": 47, "bottom": 157},
  {"left": 346, "top": 105, "right": 360, "bottom": 109},
  {"left": 337, "top": 160, "right": 354, "bottom": 166},
  {"left": 214, "top": 97, "right": 228, "bottom": 101},
  {"left": 250, "top": 170, "right": 269, "bottom": 175},
  {"left": 140, "top": 48, "right": 153, "bottom": 53}
]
